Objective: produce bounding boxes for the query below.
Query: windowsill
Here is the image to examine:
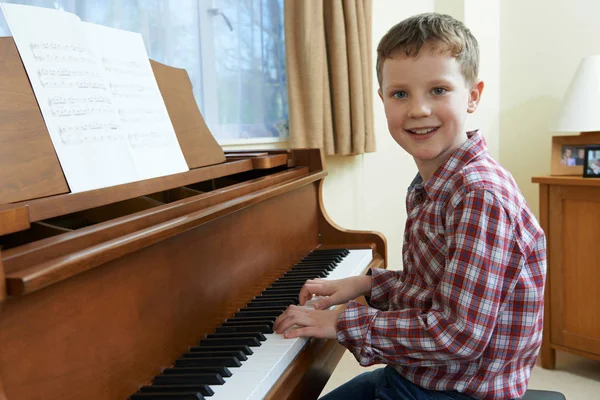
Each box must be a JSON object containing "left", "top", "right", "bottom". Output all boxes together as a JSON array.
[{"left": 220, "top": 137, "right": 289, "bottom": 151}]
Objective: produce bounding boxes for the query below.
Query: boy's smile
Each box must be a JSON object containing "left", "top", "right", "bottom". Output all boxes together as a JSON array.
[{"left": 378, "top": 42, "right": 484, "bottom": 182}]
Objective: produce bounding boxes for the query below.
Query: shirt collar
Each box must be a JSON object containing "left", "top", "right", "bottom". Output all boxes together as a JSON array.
[{"left": 409, "top": 130, "right": 488, "bottom": 200}]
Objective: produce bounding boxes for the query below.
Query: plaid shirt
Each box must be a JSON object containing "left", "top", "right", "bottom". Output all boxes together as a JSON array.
[{"left": 337, "top": 131, "right": 546, "bottom": 400}]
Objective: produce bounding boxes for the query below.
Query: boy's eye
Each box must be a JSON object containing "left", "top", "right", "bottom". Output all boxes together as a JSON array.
[
  {"left": 432, "top": 87, "right": 447, "bottom": 95},
  {"left": 392, "top": 91, "right": 407, "bottom": 99}
]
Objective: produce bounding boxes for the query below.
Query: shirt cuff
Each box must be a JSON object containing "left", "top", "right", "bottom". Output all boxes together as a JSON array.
[
  {"left": 336, "top": 300, "right": 379, "bottom": 366},
  {"left": 368, "top": 267, "right": 399, "bottom": 310}
]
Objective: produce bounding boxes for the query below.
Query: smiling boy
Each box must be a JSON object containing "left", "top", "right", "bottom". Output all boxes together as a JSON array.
[{"left": 274, "top": 13, "right": 546, "bottom": 400}]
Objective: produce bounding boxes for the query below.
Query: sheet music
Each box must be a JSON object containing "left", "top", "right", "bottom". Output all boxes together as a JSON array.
[
  {"left": 0, "top": 3, "right": 189, "bottom": 192},
  {"left": 83, "top": 22, "right": 189, "bottom": 180},
  {"left": 1, "top": 3, "right": 137, "bottom": 192}
]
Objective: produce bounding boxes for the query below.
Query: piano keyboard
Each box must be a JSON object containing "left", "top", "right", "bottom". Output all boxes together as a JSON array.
[{"left": 130, "top": 248, "right": 373, "bottom": 400}]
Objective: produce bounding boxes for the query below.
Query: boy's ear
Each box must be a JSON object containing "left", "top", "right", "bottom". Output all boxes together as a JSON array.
[
  {"left": 377, "top": 88, "right": 384, "bottom": 102},
  {"left": 467, "top": 80, "right": 485, "bottom": 113}
]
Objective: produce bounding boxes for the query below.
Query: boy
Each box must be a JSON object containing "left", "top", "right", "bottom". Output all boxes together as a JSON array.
[{"left": 274, "top": 12, "right": 546, "bottom": 400}]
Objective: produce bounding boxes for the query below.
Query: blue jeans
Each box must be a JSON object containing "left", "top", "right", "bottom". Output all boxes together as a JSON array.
[{"left": 319, "top": 366, "right": 475, "bottom": 400}]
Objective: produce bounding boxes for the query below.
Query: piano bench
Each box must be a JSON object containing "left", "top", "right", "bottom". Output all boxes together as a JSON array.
[{"left": 521, "top": 389, "right": 566, "bottom": 400}]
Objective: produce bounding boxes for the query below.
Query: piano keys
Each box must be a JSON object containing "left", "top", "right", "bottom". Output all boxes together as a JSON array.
[
  {"left": 0, "top": 36, "right": 387, "bottom": 400},
  {"left": 131, "top": 249, "right": 373, "bottom": 400}
]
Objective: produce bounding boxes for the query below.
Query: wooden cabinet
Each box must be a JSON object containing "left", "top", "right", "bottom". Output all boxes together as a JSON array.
[{"left": 533, "top": 176, "right": 600, "bottom": 369}]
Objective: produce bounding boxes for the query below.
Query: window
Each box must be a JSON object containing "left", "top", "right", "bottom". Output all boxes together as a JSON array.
[{"left": 0, "top": 0, "right": 289, "bottom": 144}]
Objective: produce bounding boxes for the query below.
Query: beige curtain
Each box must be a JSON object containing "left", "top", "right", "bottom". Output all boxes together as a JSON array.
[{"left": 284, "top": 0, "right": 375, "bottom": 156}]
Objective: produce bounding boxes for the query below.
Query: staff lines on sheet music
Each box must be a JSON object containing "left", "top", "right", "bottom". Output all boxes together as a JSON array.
[
  {"left": 40, "top": 75, "right": 107, "bottom": 90},
  {"left": 30, "top": 42, "right": 90, "bottom": 53},
  {"left": 58, "top": 121, "right": 123, "bottom": 145},
  {"left": 118, "top": 107, "right": 159, "bottom": 117},
  {"left": 48, "top": 94, "right": 113, "bottom": 105},
  {"left": 102, "top": 57, "right": 146, "bottom": 76},
  {"left": 51, "top": 103, "right": 114, "bottom": 117},
  {"left": 60, "top": 131, "right": 123, "bottom": 145},
  {"left": 32, "top": 48, "right": 95, "bottom": 64},
  {"left": 37, "top": 66, "right": 100, "bottom": 78},
  {"left": 109, "top": 82, "right": 152, "bottom": 96},
  {"left": 120, "top": 114, "right": 164, "bottom": 123},
  {"left": 30, "top": 41, "right": 95, "bottom": 64},
  {"left": 128, "top": 131, "right": 171, "bottom": 148}
]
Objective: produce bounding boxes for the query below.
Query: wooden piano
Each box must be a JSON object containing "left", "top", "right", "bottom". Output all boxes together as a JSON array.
[{"left": 0, "top": 37, "right": 386, "bottom": 400}]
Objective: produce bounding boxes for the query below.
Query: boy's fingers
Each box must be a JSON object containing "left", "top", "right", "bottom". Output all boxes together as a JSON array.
[
  {"left": 314, "top": 297, "right": 331, "bottom": 310},
  {"left": 298, "top": 282, "right": 326, "bottom": 305},
  {"left": 284, "top": 327, "right": 315, "bottom": 339}
]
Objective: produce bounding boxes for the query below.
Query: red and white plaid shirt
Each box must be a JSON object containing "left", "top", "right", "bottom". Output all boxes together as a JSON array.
[{"left": 337, "top": 131, "right": 546, "bottom": 400}]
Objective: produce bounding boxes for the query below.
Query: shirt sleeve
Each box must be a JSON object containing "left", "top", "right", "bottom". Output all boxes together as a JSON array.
[
  {"left": 366, "top": 267, "right": 402, "bottom": 310},
  {"left": 336, "top": 189, "right": 524, "bottom": 367}
]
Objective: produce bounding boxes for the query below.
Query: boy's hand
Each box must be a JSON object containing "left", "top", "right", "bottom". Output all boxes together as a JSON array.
[
  {"left": 273, "top": 305, "right": 344, "bottom": 339},
  {"left": 298, "top": 275, "right": 372, "bottom": 310}
]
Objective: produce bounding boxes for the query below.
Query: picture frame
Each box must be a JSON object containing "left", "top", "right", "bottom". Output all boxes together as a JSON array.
[
  {"left": 583, "top": 145, "right": 600, "bottom": 178},
  {"left": 551, "top": 132, "right": 600, "bottom": 175}
]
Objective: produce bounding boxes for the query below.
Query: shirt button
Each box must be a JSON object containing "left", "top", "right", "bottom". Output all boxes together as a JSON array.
[{"left": 415, "top": 192, "right": 424, "bottom": 202}]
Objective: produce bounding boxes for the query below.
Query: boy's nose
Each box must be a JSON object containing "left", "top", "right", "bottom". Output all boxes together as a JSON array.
[{"left": 407, "top": 99, "right": 432, "bottom": 118}]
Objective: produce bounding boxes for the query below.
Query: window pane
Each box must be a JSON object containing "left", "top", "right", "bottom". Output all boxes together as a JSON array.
[{"left": 0, "top": 0, "right": 288, "bottom": 143}]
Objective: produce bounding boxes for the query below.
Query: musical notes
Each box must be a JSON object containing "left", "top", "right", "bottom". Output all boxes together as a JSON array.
[
  {"left": 2, "top": 3, "right": 188, "bottom": 192},
  {"left": 109, "top": 82, "right": 152, "bottom": 97},
  {"left": 51, "top": 103, "right": 114, "bottom": 117},
  {"left": 48, "top": 94, "right": 113, "bottom": 105},
  {"left": 128, "top": 131, "right": 170, "bottom": 148},
  {"left": 59, "top": 121, "right": 123, "bottom": 144},
  {"left": 102, "top": 57, "right": 145, "bottom": 76}
]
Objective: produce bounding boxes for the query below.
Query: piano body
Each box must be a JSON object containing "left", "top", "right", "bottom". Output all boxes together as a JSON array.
[{"left": 0, "top": 37, "right": 386, "bottom": 400}]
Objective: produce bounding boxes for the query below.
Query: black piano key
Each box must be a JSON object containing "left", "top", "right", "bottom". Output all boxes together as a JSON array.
[
  {"left": 206, "top": 332, "right": 266, "bottom": 341},
  {"left": 280, "top": 273, "right": 326, "bottom": 280},
  {"left": 269, "top": 279, "right": 312, "bottom": 285},
  {"left": 188, "top": 345, "right": 253, "bottom": 355},
  {"left": 282, "top": 270, "right": 327, "bottom": 278},
  {"left": 285, "top": 267, "right": 329, "bottom": 273},
  {"left": 288, "top": 266, "right": 334, "bottom": 273},
  {"left": 234, "top": 309, "right": 282, "bottom": 318},
  {"left": 131, "top": 393, "right": 204, "bottom": 400},
  {"left": 139, "top": 385, "right": 213, "bottom": 397},
  {"left": 225, "top": 315, "right": 277, "bottom": 322},
  {"left": 216, "top": 324, "right": 273, "bottom": 334},
  {"left": 246, "top": 300, "right": 293, "bottom": 309},
  {"left": 253, "top": 292, "right": 298, "bottom": 298},
  {"left": 260, "top": 289, "right": 300, "bottom": 296},
  {"left": 175, "top": 356, "right": 242, "bottom": 368},
  {"left": 274, "top": 277, "right": 318, "bottom": 283},
  {"left": 302, "top": 255, "right": 343, "bottom": 262},
  {"left": 181, "top": 350, "right": 248, "bottom": 361},
  {"left": 312, "top": 248, "right": 348, "bottom": 253},
  {"left": 259, "top": 289, "right": 301, "bottom": 297},
  {"left": 154, "top": 373, "right": 225, "bottom": 386},
  {"left": 197, "top": 337, "right": 261, "bottom": 347},
  {"left": 163, "top": 367, "right": 232, "bottom": 377},
  {"left": 238, "top": 305, "right": 287, "bottom": 312},
  {"left": 251, "top": 295, "right": 298, "bottom": 302},
  {"left": 222, "top": 318, "right": 275, "bottom": 327},
  {"left": 284, "top": 264, "right": 330, "bottom": 274},
  {"left": 300, "top": 253, "right": 341, "bottom": 259},
  {"left": 269, "top": 279, "right": 308, "bottom": 286},
  {"left": 293, "top": 261, "right": 337, "bottom": 266}
]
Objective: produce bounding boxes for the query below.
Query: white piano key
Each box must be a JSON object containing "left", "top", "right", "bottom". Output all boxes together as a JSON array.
[{"left": 208, "top": 249, "right": 373, "bottom": 400}]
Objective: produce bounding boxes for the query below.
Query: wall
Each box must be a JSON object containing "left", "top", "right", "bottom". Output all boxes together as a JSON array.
[{"left": 500, "top": 0, "right": 600, "bottom": 217}]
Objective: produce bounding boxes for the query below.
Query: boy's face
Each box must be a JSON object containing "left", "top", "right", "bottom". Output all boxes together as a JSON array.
[{"left": 378, "top": 42, "right": 483, "bottom": 180}]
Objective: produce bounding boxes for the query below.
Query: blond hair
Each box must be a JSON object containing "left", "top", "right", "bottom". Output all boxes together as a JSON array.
[{"left": 376, "top": 13, "right": 479, "bottom": 87}]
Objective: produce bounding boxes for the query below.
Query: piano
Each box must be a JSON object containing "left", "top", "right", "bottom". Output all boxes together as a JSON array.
[{"left": 0, "top": 37, "right": 386, "bottom": 400}]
